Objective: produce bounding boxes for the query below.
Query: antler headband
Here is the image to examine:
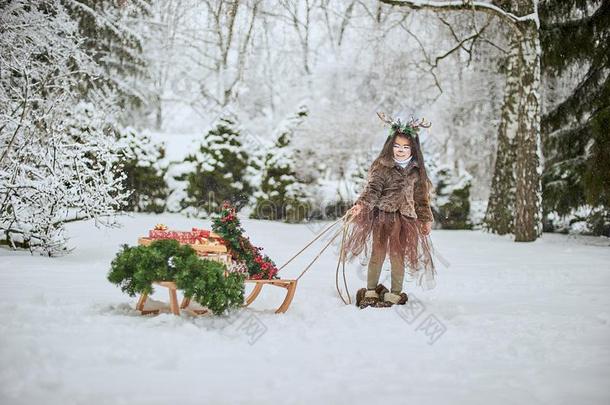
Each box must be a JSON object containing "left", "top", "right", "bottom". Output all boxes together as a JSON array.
[{"left": 376, "top": 112, "right": 431, "bottom": 139}]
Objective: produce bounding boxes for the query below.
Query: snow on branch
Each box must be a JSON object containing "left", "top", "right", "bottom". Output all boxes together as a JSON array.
[
  {"left": 380, "top": 0, "right": 539, "bottom": 29},
  {"left": 0, "top": 1, "right": 130, "bottom": 256}
]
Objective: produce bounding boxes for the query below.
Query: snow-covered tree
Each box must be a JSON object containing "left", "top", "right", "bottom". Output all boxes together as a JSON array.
[
  {"left": 193, "top": 0, "right": 261, "bottom": 109},
  {"left": 61, "top": 0, "right": 152, "bottom": 125},
  {"left": 350, "top": 148, "right": 378, "bottom": 201},
  {"left": 0, "top": 1, "right": 129, "bottom": 255},
  {"left": 251, "top": 104, "right": 311, "bottom": 222},
  {"left": 139, "top": 0, "right": 201, "bottom": 130},
  {"left": 116, "top": 128, "right": 169, "bottom": 213},
  {"left": 432, "top": 164, "right": 473, "bottom": 230},
  {"left": 181, "top": 114, "right": 253, "bottom": 216}
]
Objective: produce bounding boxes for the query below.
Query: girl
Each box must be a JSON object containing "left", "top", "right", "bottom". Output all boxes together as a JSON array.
[{"left": 342, "top": 113, "right": 438, "bottom": 309}]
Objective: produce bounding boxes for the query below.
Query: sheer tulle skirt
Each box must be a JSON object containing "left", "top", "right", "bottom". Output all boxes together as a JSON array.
[{"left": 341, "top": 207, "right": 438, "bottom": 290}]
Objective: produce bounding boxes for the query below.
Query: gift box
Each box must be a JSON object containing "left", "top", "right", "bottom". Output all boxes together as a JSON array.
[
  {"left": 149, "top": 229, "right": 194, "bottom": 242},
  {"left": 192, "top": 228, "right": 225, "bottom": 244},
  {"left": 138, "top": 236, "right": 228, "bottom": 254},
  {"left": 191, "top": 228, "right": 210, "bottom": 238},
  {"left": 144, "top": 225, "right": 227, "bottom": 253}
]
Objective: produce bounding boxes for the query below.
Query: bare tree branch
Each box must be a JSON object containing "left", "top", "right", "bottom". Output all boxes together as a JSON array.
[{"left": 379, "top": 0, "right": 538, "bottom": 31}]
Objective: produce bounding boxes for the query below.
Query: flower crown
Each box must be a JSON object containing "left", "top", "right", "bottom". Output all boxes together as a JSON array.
[{"left": 376, "top": 112, "right": 431, "bottom": 139}]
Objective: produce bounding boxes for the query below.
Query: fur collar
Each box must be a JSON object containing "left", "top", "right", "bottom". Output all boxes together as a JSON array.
[{"left": 378, "top": 155, "right": 419, "bottom": 170}]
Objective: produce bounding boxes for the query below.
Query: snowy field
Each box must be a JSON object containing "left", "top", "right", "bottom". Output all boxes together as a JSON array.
[{"left": 1, "top": 213, "right": 609, "bottom": 405}]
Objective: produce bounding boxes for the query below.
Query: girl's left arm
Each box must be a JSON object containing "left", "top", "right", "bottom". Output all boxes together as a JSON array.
[{"left": 414, "top": 177, "right": 434, "bottom": 223}]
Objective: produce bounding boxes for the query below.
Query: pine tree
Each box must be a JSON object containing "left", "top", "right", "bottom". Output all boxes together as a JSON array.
[
  {"left": 116, "top": 128, "right": 169, "bottom": 213},
  {"left": 61, "top": 0, "right": 152, "bottom": 122},
  {"left": 539, "top": 0, "right": 610, "bottom": 236},
  {"left": 434, "top": 165, "right": 473, "bottom": 230},
  {"left": 182, "top": 115, "right": 253, "bottom": 216},
  {"left": 251, "top": 105, "right": 310, "bottom": 222}
]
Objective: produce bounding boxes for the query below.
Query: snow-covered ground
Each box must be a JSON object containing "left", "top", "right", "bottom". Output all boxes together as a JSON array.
[{"left": 1, "top": 213, "right": 609, "bottom": 405}]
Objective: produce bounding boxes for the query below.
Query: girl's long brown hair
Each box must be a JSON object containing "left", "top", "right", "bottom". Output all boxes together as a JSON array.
[{"left": 370, "top": 131, "right": 433, "bottom": 198}]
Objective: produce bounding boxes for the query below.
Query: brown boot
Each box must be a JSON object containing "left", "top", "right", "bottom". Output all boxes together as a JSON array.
[
  {"left": 374, "top": 291, "right": 408, "bottom": 308},
  {"left": 355, "top": 288, "right": 380, "bottom": 309},
  {"left": 355, "top": 288, "right": 366, "bottom": 307},
  {"left": 375, "top": 283, "right": 389, "bottom": 300}
]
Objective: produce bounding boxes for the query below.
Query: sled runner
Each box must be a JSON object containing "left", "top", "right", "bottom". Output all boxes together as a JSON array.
[
  {"left": 243, "top": 278, "right": 298, "bottom": 313},
  {"left": 177, "top": 278, "right": 298, "bottom": 314},
  {"left": 180, "top": 279, "right": 297, "bottom": 314},
  {"left": 134, "top": 279, "right": 298, "bottom": 315},
  {"left": 135, "top": 281, "right": 207, "bottom": 316}
]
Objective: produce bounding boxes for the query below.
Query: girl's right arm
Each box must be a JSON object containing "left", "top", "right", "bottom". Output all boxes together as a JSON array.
[{"left": 351, "top": 166, "right": 384, "bottom": 213}]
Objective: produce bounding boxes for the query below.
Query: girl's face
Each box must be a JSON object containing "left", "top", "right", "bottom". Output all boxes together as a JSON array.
[{"left": 393, "top": 135, "right": 412, "bottom": 160}]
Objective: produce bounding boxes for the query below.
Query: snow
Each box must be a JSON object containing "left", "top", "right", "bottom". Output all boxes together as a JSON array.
[{"left": 1, "top": 213, "right": 609, "bottom": 404}]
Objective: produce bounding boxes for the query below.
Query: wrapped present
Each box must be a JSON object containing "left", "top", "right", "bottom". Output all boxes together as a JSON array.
[
  {"left": 191, "top": 228, "right": 211, "bottom": 238},
  {"left": 149, "top": 229, "right": 182, "bottom": 240},
  {"left": 143, "top": 225, "right": 228, "bottom": 253},
  {"left": 139, "top": 236, "right": 228, "bottom": 254},
  {"left": 192, "top": 228, "right": 225, "bottom": 242},
  {"left": 149, "top": 229, "right": 201, "bottom": 243}
]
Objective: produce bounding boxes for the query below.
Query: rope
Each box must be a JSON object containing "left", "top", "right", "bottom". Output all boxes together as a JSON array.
[
  {"left": 275, "top": 211, "right": 356, "bottom": 304},
  {"left": 335, "top": 215, "right": 352, "bottom": 305},
  {"left": 295, "top": 225, "right": 345, "bottom": 281},
  {"left": 276, "top": 216, "right": 344, "bottom": 271}
]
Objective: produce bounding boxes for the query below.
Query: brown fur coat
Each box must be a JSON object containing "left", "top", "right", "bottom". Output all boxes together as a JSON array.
[{"left": 355, "top": 156, "right": 434, "bottom": 222}]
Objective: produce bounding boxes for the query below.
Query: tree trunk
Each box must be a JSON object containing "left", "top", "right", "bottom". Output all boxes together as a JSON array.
[
  {"left": 486, "top": 1, "right": 542, "bottom": 241},
  {"left": 155, "top": 97, "right": 163, "bottom": 130},
  {"left": 514, "top": 19, "right": 542, "bottom": 241},
  {"left": 483, "top": 35, "right": 520, "bottom": 235}
]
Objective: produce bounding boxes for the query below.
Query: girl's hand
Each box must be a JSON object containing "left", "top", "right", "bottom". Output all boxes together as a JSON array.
[
  {"left": 348, "top": 203, "right": 363, "bottom": 216},
  {"left": 420, "top": 221, "right": 432, "bottom": 235}
]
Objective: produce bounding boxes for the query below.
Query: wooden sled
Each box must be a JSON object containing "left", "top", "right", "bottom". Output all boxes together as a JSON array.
[
  {"left": 135, "top": 231, "right": 299, "bottom": 315},
  {"left": 135, "top": 278, "right": 298, "bottom": 316},
  {"left": 243, "top": 279, "right": 298, "bottom": 314}
]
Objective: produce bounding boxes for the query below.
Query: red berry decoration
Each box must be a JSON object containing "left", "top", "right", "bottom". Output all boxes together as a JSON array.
[{"left": 212, "top": 201, "right": 279, "bottom": 279}]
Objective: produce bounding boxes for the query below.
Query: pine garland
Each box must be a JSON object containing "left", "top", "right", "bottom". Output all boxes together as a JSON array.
[
  {"left": 212, "top": 201, "right": 279, "bottom": 279},
  {"left": 107, "top": 239, "right": 245, "bottom": 315},
  {"left": 378, "top": 113, "right": 431, "bottom": 139}
]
